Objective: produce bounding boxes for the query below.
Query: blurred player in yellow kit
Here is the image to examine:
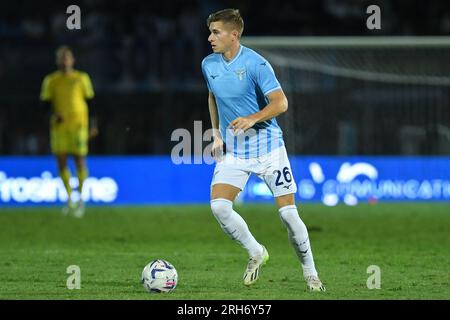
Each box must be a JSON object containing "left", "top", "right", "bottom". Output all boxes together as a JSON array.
[{"left": 40, "top": 46, "right": 97, "bottom": 217}]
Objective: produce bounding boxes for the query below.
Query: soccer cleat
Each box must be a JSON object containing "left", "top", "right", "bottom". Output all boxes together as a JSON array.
[
  {"left": 73, "top": 200, "right": 85, "bottom": 218},
  {"left": 62, "top": 200, "right": 77, "bottom": 216},
  {"left": 243, "top": 245, "right": 269, "bottom": 286},
  {"left": 305, "top": 275, "right": 326, "bottom": 292}
]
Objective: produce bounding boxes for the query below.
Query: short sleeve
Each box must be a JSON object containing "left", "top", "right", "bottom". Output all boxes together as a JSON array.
[
  {"left": 81, "top": 73, "right": 95, "bottom": 99},
  {"left": 201, "top": 60, "right": 211, "bottom": 91},
  {"left": 40, "top": 75, "right": 52, "bottom": 101},
  {"left": 256, "top": 60, "right": 281, "bottom": 96}
]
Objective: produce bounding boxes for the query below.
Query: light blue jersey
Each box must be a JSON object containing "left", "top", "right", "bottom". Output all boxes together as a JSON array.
[{"left": 201, "top": 45, "right": 285, "bottom": 158}]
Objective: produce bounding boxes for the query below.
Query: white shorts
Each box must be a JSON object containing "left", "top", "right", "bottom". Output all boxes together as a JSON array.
[{"left": 211, "top": 146, "right": 297, "bottom": 198}]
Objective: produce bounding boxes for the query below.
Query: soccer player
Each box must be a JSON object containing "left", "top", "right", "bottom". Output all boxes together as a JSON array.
[
  {"left": 40, "top": 46, "right": 96, "bottom": 218},
  {"left": 201, "top": 9, "right": 325, "bottom": 291}
]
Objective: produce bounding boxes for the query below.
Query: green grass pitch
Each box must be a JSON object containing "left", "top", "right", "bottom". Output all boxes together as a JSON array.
[{"left": 0, "top": 203, "right": 448, "bottom": 300}]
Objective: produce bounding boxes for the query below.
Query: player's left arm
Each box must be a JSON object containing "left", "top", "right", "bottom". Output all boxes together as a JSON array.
[
  {"left": 87, "top": 100, "right": 99, "bottom": 139},
  {"left": 230, "top": 58, "right": 288, "bottom": 133},
  {"left": 230, "top": 89, "right": 288, "bottom": 133},
  {"left": 81, "top": 73, "right": 98, "bottom": 139}
]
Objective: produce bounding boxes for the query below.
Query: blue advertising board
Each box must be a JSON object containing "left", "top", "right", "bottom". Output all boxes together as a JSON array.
[{"left": 0, "top": 156, "right": 449, "bottom": 206}]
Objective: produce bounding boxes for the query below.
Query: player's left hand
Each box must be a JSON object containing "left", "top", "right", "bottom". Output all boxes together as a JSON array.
[
  {"left": 230, "top": 116, "right": 256, "bottom": 134},
  {"left": 89, "top": 127, "right": 99, "bottom": 139}
]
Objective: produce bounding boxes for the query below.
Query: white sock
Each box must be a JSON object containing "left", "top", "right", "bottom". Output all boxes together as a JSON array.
[
  {"left": 210, "top": 198, "right": 263, "bottom": 258},
  {"left": 279, "top": 205, "right": 318, "bottom": 277}
]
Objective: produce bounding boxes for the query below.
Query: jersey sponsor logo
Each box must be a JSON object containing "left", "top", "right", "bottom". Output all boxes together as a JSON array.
[{"left": 234, "top": 68, "right": 246, "bottom": 80}]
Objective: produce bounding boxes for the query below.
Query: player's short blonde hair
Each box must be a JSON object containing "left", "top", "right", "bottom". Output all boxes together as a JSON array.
[
  {"left": 56, "top": 45, "right": 73, "bottom": 60},
  {"left": 207, "top": 8, "right": 244, "bottom": 38}
]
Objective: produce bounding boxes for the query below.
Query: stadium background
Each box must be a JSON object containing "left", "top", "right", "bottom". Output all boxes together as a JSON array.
[
  {"left": 0, "top": 0, "right": 449, "bottom": 300},
  {"left": 1, "top": 0, "right": 449, "bottom": 206}
]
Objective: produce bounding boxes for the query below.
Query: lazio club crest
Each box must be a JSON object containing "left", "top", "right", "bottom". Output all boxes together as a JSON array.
[{"left": 234, "top": 69, "right": 246, "bottom": 80}]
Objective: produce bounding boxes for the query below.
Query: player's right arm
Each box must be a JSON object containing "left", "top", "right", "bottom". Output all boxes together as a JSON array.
[
  {"left": 202, "top": 58, "right": 224, "bottom": 160},
  {"left": 40, "top": 74, "right": 62, "bottom": 124},
  {"left": 208, "top": 91, "right": 223, "bottom": 160}
]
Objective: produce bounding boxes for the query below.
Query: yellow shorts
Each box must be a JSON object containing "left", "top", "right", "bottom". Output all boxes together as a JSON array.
[{"left": 50, "top": 126, "right": 88, "bottom": 156}]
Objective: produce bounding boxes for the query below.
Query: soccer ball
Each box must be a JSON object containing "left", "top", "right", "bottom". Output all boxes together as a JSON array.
[{"left": 141, "top": 259, "right": 178, "bottom": 293}]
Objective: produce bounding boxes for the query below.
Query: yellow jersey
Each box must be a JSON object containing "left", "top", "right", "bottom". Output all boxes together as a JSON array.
[{"left": 40, "top": 70, "right": 94, "bottom": 129}]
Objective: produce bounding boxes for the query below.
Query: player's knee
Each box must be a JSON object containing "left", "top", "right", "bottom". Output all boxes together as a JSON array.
[
  {"left": 56, "top": 155, "right": 68, "bottom": 169},
  {"left": 275, "top": 193, "right": 295, "bottom": 208},
  {"left": 210, "top": 198, "right": 233, "bottom": 220},
  {"left": 74, "top": 156, "right": 86, "bottom": 169}
]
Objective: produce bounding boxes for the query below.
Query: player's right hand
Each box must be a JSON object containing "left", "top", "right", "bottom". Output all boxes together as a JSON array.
[{"left": 211, "top": 137, "right": 224, "bottom": 162}]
